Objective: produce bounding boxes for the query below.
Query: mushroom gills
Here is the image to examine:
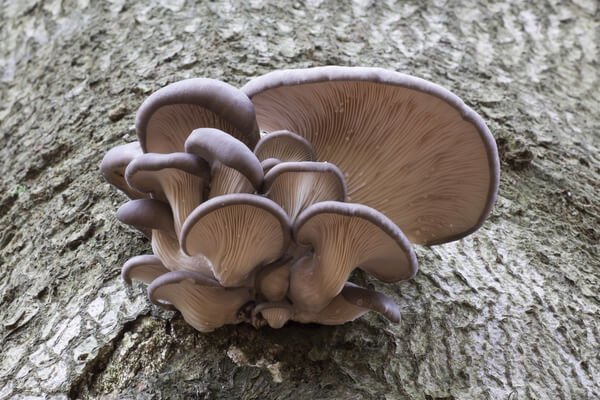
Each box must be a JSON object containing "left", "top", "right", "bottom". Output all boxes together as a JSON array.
[{"left": 148, "top": 270, "right": 253, "bottom": 332}]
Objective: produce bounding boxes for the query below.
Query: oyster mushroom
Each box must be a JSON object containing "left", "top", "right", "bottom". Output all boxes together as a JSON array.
[
  {"left": 136, "top": 78, "right": 259, "bottom": 154},
  {"left": 180, "top": 194, "right": 291, "bottom": 287},
  {"left": 117, "top": 199, "right": 212, "bottom": 277},
  {"left": 121, "top": 255, "right": 169, "bottom": 285},
  {"left": 255, "top": 255, "right": 293, "bottom": 302},
  {"left": 116, "top": 198, "right": 174, "bottom": 238},
  {"left": 243, "top": 66, "right": 500, "bottom": 245},
  {"left": 124, "top": 152, "right": 210, "bottom": 235},
  {"left": 289, "top": 201, "right": 417, "bottom": 312},
  {"left": 261, "top": 158, "right": 281, "bottom": 173},
  {"left": 252, "top": 301, "right": 294, "bottom": 329},
  {"left": 253, "top": 130, "right": 316, "bottom": 162},
  {"left": 99, "top": 141, "right": 148, "bottom": 200},
  {"left": 148, "top": 270, "right": 253, "bottom": 332},
  {"left": 185, "top": 128, "right": 263, "bottom": 197},
  {"left": 294, "top": 282, "right": 401, "bottom": 325},
  {"left": 263, "top": 161, "right": 347, "bottom": 222}
]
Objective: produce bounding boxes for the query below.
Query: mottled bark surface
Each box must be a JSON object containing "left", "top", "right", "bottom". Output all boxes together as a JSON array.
[{"left": 1, "top": 0, "right": 599, "bottom": 399}]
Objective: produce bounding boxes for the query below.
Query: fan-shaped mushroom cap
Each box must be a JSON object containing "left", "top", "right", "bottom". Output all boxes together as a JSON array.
[
  {"left": 263, "top": 161, "right": 347, "bottom": 222},
  {"left": 252, "top": 302, "right": 294, "bottom": 329},
  {"left": 116, "top": 198, "right": 174, "bottom": 237},
  {"left": 99, "top": 142, "right": 148, "bottom": 200},
  {"left": 261, "top": 158, "right": 281, "bottom": 173},
  {"left": 136, "top": 78, "right": 260, "bottom": 153},
  {"left": 185, "top": 128, "right": 264, "bottom": 195},
  {"left": 125, "top": 152, "right": 209, "bottom": 235},
  {"left": 151, "top": 230, "right": 213, "bottom": 277},
  {"left": 121, "top": 255, "right": 169, "bottom": 285},
  {"left": 116, "top": 199, "right": 212, "bottom": 276},
  {"left": 253, "top": 130, "right": 316, "bottom": 162},
  {"left": 289, "top": 201, "right": 417, "bottom": 312},
  {"left": 255, "top": 255, "right": 292, "bottom": 302},
  {"left": 181, "top": 194, "right": 291, "bottom": 287},
  {"left": 294, "top": 282, "right": 400, "bottom": 325},
  {"left": 340, "top": 282, "right": 401, "bottom": 323},
  {"left": 243, "top": 66, "right": 500, "bottom": 245},
  {"left": 148, "top": 270, "right": 253, "bottom": 332}
]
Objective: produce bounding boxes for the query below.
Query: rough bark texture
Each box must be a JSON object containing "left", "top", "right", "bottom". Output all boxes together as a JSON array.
[{"left": 1, "top": 0, "right": 599, "bottom": 399}]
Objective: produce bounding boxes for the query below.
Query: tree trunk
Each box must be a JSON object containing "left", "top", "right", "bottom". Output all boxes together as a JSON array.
[{"left": 1, "top": 1, "right": 598, "bottom": 399}]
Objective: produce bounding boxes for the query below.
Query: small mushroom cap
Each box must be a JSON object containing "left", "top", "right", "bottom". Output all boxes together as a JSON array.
[
  {"left": 148, "top": 270, "right": 253, "bottom": 332},
  {"left": 116, "top": 198, "right": 174, "bottom": 236},
  {"left": 340, "top": 282, "right": 401, "bottom": 323},
  {"left": 253, "top": 301, "right": 294, "bottom": 329},
  {"left": 263, "top": 161, "right": 347, "bottom": 222},
  {"left": 125, "top": 152, "right": 210, "bottom": 235},
  {"left": 185, "top": 128, "right": 264, "bottom": 190},
  {"left": 243, "top": 66, "right": 500, "bottom": 245},
  {"left": 121, "top": 255, "right": 169, "bottom": 285},
  {"left": 253, "top": 130, "right": 316, "bottom": 162},
  {"left": 289, "top": 201, "right": 417, "bottom": 312},
  {"left": 261, "top": 158, "right": 281, "bottom": 173},
  {"left": 99, "top": 141, "right": 147, "bottom": 200},
  {"left": 136, "top": 78, "right": 260, "bottom": 153},
  {"left": 294, "top": 282, "right": 400, "bottom": 325},
  {"left": 180, "top": 194, "right": 291, "bottom": 287},
  {"left": 255, "top": 255, "right": 293, "bottom": 302}
]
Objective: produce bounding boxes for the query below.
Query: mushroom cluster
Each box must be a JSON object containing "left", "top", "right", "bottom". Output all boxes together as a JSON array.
[{"left": 100, "top": 67, "right": 500, "bottom": 332}]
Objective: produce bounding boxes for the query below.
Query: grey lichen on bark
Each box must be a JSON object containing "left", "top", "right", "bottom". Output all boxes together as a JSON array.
[{"left": 1, "top": 0, "right": 599, "bottom": 399}]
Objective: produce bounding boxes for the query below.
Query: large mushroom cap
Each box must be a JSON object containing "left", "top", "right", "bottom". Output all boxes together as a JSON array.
[
  {"left": 180, "top": 194, "right": 291, "bottom": 287},
  {"left": 289, "top": 201, "right": 417, "bottom": 312},
  {"left": 148, "top": 270, "right": 253, "bottom": 332},
  {"left": 243, "top": 66, "right": 500, "bottom": 245},
  {"left": 136, "top": 78, "right": 260, "bottom": 153},
  {"left": 99, "top": 141, "right": 148, "bottom": 200}
]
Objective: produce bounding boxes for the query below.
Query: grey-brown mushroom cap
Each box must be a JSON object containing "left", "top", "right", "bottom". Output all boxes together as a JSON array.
[
  {"left": 341, "top": 282, "right": 401, "bottom": 323},
  {"left": 99, "top": 141, "right": 147, "bottom": 200},
  {"left": 293, "top": 282, "right": 400, "bottom": 325},
  {"left": 124, "top": 152, "right": 210, "bottom": 196},
  {"left": 243, "top": 66, "right": 500, "bottom": 245},
  {"left": 294, "top": 201, "right": 418, "bottom": 282},
  {"left": 180, "top": 194, "right": 291, "bottom": 287},
  {"left": 121, "top": 255, "right": 168, "bottom": 285},
  {"left": 261, "top": 158, "right": 281, "bottom": 173},
  {"left": 185, "top": 128, "right": 264, "bottom": 190},
  {"left": 136, "top": 78, "right": 260, "bottom": 153},
  {"left": 116, "top": 198, "right": 174, "bottom": 235},
  {"left": 253, "top": 130, "right": 316, "bottom": 162}
]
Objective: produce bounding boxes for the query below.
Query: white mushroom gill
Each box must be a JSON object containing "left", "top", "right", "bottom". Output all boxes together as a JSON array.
[{"left": 103, "top": 67, "right": 499, "bottom": 332}]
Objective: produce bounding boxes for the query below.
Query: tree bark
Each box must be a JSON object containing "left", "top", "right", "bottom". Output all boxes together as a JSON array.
[{"left": 1, "top": 1, "right": 598, "bottom": 399}]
